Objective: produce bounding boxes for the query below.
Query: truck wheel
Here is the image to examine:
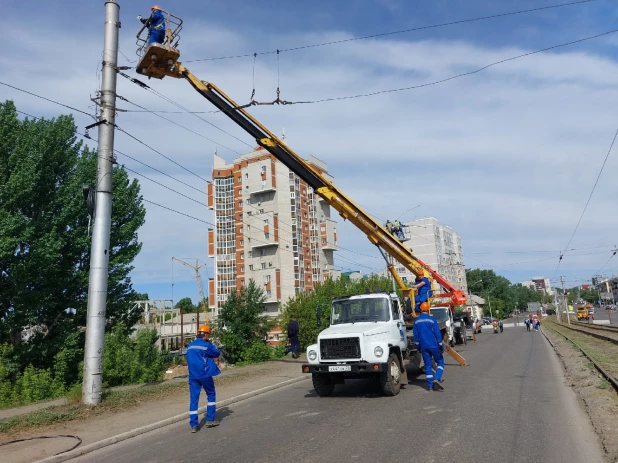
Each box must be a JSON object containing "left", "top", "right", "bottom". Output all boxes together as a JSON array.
[
  {"left": 380, "top": 353, "right": 402, "bottom": 396},
  {"left": 312, "top": 373, "right": 335, "bottom": 397}
]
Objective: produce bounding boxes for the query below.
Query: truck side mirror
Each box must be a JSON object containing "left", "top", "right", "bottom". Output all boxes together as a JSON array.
[
  {"left": 404, "top": 297, "right": 412, "bottom": 315},
  {"left": 316, "top": 305, "right": 322, "bottom": 327}
]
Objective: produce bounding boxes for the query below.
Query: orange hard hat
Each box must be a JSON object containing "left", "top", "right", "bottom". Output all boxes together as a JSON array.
[
  {"left": 151, "top": 5, "right": 162, "bottom": 11},
  {"left": 420, "top": 302, "right": 430, "bottom": 312},
  {"left": 197, "top": 324, "right": 211, "bottom": 334}
]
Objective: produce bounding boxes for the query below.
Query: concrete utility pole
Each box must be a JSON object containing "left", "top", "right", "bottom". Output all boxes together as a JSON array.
[
  {"left": 561, "top": 276, "right": 571, "bottom": 326},
  {"left": 82, "top": 0, "right": 120, "bottom": 405}
]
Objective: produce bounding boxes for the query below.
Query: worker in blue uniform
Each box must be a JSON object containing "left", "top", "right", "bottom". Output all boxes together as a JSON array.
[
  {"left": 187, "top": 324, "right": 220, "bottom": 433},
  {"left": 413, "top": 273, "right": 432, "bottom": 314},
  {"left": 412, "top": 302, "right": 445, "bottom": 391},
  {"left": 138, "top": 5, "right": 166, "bottom": 45}
]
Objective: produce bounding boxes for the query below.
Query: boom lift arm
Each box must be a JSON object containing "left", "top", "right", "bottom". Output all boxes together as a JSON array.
[{"left": 136, "top": 57, "right": 466, "bottom": 302}]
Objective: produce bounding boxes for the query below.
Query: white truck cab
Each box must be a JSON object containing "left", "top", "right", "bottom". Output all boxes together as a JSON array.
[{"left": 303, "top": 292, "right": 418, "bottom": 396}]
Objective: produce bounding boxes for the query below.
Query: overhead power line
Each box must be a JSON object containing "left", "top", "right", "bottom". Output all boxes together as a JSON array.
[
  {"left": 552, "top": 124, "right": 618, "bottom": 279},
  {"left": 289, "top": 28, "right": 618, "bottom": 105},
  {"left": 185, "top": 0, "right": 599, "bottom": 62},
  {"left": 0, "top": 81, "right": 94, "bottom": 119}
]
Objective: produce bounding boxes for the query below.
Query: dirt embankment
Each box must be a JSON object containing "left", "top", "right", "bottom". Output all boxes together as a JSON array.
[{"left": 543, "top": 323, "right": 618, "bottom": 462}]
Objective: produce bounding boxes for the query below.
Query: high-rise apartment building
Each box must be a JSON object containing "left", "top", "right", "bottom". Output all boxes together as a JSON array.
[
  {"left": 393, "top": 217, "right": 467, "bottom": 294},
  {"left": 521, "top": 278, "right": 552, "bottom": 295},
  {"left": 207, "top": 146, "right": 338, "bottom": 316}
]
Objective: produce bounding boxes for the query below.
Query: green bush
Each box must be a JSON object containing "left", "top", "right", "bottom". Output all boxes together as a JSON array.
[
  {"left": 242, "top": 341, "right": 273, "bottom": 364},
  {"left": 103, "top": 324, "right": 168, "bottom": 387}
]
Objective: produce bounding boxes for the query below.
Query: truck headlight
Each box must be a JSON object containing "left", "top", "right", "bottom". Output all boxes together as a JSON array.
[
  {"left": 308, "top": 350, "right": 317, "bottom": 361},
  {"left": 374, "top": 346, "right": 384, "bottom": 357}
]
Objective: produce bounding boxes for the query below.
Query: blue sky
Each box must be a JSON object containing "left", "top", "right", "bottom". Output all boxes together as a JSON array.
[{"left": 3, "top": 0, "right": 618, "bottom": 303}]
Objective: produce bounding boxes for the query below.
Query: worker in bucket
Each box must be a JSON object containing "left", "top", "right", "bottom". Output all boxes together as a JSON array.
[
  {"left": 138, "top": 5, "right": 166, "bottom": 45},
  {"left": 187, "top": 324, "right": 220, "bottom": 433},
  {"left": 413, "top": 273, "right": 432, "bottom": 314},
  {"left": 412, "top": 302, "right": 445, "bottom": 391}
]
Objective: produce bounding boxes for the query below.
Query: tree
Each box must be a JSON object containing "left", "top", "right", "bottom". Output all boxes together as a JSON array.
[
  {"left": 215, "top": 280, "right": 271, "bottom": 364},
  {"left": 175, "top": 297, "right": 195, "bottom": 314},
  {"left": 0, "top": 101, "right": 146, "bottom": 376}
]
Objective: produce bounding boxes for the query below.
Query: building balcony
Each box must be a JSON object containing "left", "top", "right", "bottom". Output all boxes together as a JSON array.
[
  {"left": 249, "top": 186, "right": 277, "bottom": 196},
  {"left": 251, "top": 240, "right": 279, "bottom": 250}
]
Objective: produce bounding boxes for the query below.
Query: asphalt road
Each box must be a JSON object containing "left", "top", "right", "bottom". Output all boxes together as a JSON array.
[{"left": 73, "top": 329, "right": 604, "bottom": 463}]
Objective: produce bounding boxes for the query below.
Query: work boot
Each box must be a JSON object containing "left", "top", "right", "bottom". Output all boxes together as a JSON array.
[
  {"left": 191, "top": 426, "right": 199, "bottom": 433},
  {"left": 205, "top": 420, "right": 220, "bottom": 428}
]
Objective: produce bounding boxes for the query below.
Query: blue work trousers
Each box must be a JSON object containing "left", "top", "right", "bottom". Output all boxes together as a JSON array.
[
  {"left": 287, "top": 335, "right": 299, "bottom": 356},
  {"left": 148, "top": 28, "right": 165, "bottom": 45},
  {"left": 189, "top": 376, "right": 216, "bottom": 427},
  {"left": 421, "top": 347, "right": 444, "bottom": 388}
]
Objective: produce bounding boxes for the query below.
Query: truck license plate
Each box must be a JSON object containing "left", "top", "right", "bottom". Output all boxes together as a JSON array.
[{"left": 329, "top": 365, "right": 351, "bottom": 372}]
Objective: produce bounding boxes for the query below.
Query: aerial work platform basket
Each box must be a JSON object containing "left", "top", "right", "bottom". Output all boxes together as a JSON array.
[{"left": 135, "top": 8, "right": 183, "bottom": 79}]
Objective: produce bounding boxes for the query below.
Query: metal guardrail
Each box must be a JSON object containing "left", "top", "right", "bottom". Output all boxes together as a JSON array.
[{"left": 543, "top": 326, "right": 618, "bottom": 393}]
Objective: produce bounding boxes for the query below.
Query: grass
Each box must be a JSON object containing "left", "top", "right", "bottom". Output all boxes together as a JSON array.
[
  {"left": 597, "top": 380, "right": 610, "bottom": 390},
  {"left": 0, "top": 381, "right": 187, "bottom": 435}
]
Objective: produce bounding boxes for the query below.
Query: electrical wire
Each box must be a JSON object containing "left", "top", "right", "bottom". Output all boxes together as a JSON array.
[
  {"left": 114, "top": 124, "right": 210, "bottom": 183},
  {"left": 0, "top": 81, "right": 95, "bottom": 119},
  {"left": 185, "top": 0, "right": 599, "bottom": 62},
  {"left": 552, "top": 124, "right": 618, "bottom": 279},
  {"left": 0, "top": 435, "right": 82, "bottom": 456},
  {"left": 146, "top": 87, "right": 253, "bottom": 149},
  {"left": 120, "top": 96, "right": 244, "bottom": 155},
  {"left": 288, "top": 28, "right": 618, "bottom": 105}
]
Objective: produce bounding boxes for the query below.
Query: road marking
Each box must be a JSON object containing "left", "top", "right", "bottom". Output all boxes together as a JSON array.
[{"left": 285, "top": 410, "right": 308, "bottom": 417}]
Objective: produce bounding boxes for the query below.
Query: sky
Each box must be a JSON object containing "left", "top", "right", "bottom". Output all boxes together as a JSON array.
[{"left": 3, "top": 0, "right": 618, "bottom": 303}]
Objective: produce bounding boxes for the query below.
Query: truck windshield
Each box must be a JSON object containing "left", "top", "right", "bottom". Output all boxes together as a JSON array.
[
  {"left": 430, "top": 308, "right": 449, "bottom": 322},
  {"left": 331, "top": 298, "right": 391, "bottom": 324}
]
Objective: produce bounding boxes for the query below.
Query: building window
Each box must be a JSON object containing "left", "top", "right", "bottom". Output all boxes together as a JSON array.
[
  {"left": 261, "top": 165, "right": 267, "bottom": 173},
  {"left": 241, "top": 279, "right": 245, "bottom": 286},
  {"left": 245, "top": 173, "right": 248, "bottom": 179},
  {"left": 240, "top": 253, "right": 244, "bottom": 259},
  {"left": 248, "top": 251, "right": 252, "bottom": 258},
  {"left": 264, "top": 233, "right": 270, "bottom": 239},
  {"left": 249, "top": 264, "right": 254, "bottom": 270},
  {"left": 260, "top": 249, "right": 265, "bottom": 256},
  {"left": 240, "top": 240, "right": 244, "bottom": 246},
  {"left": 259, "top": 209, "right": 264, "bottom": 214},
  {"left": 241, "top": 266, "right": 244, "bottom": 272},
  {"left": 264, "top": 218, "right": 269, "bottom": 224},
  {"left": 239, "top": 213, "right": 243, "bottom": 220},
  {"left": 261, "top": 263, "right": 266, "bottom": 269},
  {"left": 239, "top": 227, "right": 243, "bottom": 233},
  {"left": 266, "top": 289, "right": 272, "bottom": 296},
  {"left": 260, "top": 195, "right": 264, "bottom": 203},
  {"left": 265, "top": 275, "right": 271, "bottom": 282},
  {"left": 237, "top": 177, "right": 241, "bottom": 183}
]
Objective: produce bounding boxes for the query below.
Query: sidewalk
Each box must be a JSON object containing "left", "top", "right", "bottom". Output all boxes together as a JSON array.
[{"left": 3, "top": 358, "right": 307, "bottom": 463}]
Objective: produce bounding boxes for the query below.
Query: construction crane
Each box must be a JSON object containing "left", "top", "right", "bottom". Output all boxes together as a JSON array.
[
  {"left": 135, "top": 14, "right": 467, "bottom": 365},
  {"left": 173, "top": 257, "right": 209, "bottom": 326}
]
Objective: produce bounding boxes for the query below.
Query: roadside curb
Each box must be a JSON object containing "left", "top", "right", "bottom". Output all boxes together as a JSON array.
[{"left": 35, "top": 375, "right": 309, "bottom": 463}]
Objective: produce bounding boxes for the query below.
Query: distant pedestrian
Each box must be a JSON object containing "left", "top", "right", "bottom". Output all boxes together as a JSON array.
[
  {"left": 499, "top": 319, "right": 503, "bottom": 333},
  {"left": 525, "top": 319, "right": 531, "bottom": 332},
  {"left": 187, "top": 324, "right": 220, "bottom": 433},
  {"left": 285, "top": 315, "right": 300, "bottom": 359}
]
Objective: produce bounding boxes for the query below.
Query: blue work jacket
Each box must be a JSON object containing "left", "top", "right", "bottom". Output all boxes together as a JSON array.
[
  {"left": 412, "top": 312, "right": 444, "bottom": 351},
  {"left": 186, "top": 338, "right": 221, "bottom": 379},
  {"left": 416, "top": 277, "right": 432, "bottom": 302}
]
